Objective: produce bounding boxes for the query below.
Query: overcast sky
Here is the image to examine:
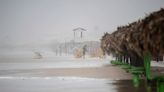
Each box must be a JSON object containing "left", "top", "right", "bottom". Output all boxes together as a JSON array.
[{"left": 0, "top": 0, "right": 164, "bottom": 47}]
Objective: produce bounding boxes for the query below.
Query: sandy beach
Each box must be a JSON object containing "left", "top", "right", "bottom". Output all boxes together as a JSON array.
[
  {"left": 11, "top": 66, "right": 132, "bottom": 79},
  {"left": 15, "top": 66, "right": 131, "bottom": 80}
]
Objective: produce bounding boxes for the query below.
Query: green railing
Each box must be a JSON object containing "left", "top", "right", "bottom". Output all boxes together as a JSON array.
[{"left": 110, "top": 54, "right": 164, "bottom": 92}]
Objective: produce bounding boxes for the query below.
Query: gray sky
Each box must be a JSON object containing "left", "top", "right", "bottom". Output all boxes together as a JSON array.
[{"left": 0, "top": 0, "right": 164, "bottom": 47}]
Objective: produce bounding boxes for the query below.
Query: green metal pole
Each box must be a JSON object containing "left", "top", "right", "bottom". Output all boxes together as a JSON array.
[
  {"left": 144, "top": 54, "right": 151, "bottom": 81},
  {"left": 132, "top": 73, "right": 140, "bottom": 87},
  {"left": 159, "top": 81, "right": 164, "bottom": 92},
  {"left": 144, "top": 53, "right": 164, "bottom": 92},
  {"left": 157, "top": 79, "right": 164, "bottom": 92}
]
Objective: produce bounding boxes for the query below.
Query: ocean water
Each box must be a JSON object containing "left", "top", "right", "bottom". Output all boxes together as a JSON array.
[{"left": 0, "top": 55, "right": 110, "bottom": 70}]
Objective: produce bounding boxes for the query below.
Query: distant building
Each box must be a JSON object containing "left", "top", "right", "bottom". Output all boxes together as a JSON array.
[{"left": 73, "top": 27, "right": 86, "bottom": 42}]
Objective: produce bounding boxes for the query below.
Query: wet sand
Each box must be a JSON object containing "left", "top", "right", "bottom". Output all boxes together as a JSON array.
[
  {"left": 39, "top": 66, "right": 132, "bottom": 79},
  {"left": 1, "top": 65, "right": 164, "bottom": 79},
  {"left": 0, "top": 65, "right": 132, "bottom": 80}
]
